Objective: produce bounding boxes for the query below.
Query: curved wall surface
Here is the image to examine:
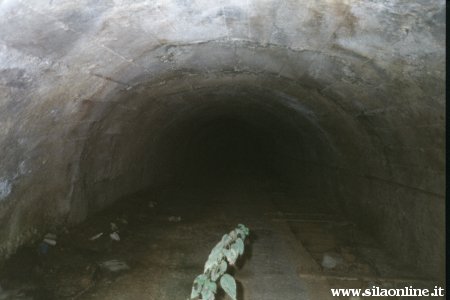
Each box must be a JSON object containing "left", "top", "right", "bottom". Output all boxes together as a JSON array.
[{"left": 0, "top": 0, "right": 445, "bottom": 279}]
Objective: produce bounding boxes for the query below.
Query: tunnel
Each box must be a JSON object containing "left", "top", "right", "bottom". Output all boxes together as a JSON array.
[{"left": 0, "top": 0, "right": 446, "bottom": 299}]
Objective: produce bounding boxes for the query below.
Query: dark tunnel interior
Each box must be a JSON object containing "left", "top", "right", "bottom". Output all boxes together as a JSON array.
[
  {"left": 152, "top": 92, "right": 322, "bottom": 189},
  {"left": 77, "top": 86, "right": 341, "bottom": 217},
  {"left": 0, "top": 79, "right": 445, "bottom": 300}
]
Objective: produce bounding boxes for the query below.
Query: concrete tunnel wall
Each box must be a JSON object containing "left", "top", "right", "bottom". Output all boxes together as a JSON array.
[{"left": 0, "top": 0, "right": 445, "bottom": 280}]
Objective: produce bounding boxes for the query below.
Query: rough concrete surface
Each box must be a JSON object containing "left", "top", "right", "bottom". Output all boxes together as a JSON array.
[{"left": 0, "top": 0, "right": 445, "bottom": 298}]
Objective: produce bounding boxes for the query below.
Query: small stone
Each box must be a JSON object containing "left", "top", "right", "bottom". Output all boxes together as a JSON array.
[
  {"left": 89, "top": 232, "right": 103, "bottom": 241},
  {"left": 110, "top": 222, "right": 118, "bottom": 231},
  {"left": 168, "top": 216, "right": 181, "bottom": 222},
  {"left": 110, "top": 232, "right": 120, "bottom": 241},
  {"left": 44, "top": 233, "right": 57, "bottom": 240},
  {"left": 43, "top": 238, "right": 57, "bottom": 246},
  {"left": 321, "top": 253, "right": 343, "bottom": 269},
  {"left": 100, "top": 260, "right": 130, "bottom": 272}
]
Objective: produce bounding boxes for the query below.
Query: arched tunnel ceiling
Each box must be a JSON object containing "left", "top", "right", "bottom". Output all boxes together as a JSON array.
[{"left": 0, "top": 0, "right": 445, "bottom": 279}]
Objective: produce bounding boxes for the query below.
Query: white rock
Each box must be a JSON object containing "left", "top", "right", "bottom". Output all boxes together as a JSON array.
[
  {"left": 89, "top": 232, "right": 103, "bottom": 241},
  {"left": 168, "top": 216, "right": 181, "bottom": 222},
  {"left": 321, "top": 253, "right": 343, "bottom": 269},
  {"left": 43, "top": 238, "right": 56, "bottom": 246},
  {"left": 44, "top": 233, "right": 57, "bottom": 240},
  {"left": 100, "top": 260, "right": 130, "bottom": 272},
  {"left": 110, "top": 232, "right": 120, "bottom": 241},
  {"left": 110, "top": 222, "right": 118, "bottom": 231}
]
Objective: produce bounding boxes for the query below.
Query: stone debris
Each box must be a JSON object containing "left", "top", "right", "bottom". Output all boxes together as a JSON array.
[
  {"left": 89, "top": 232, "right": 103, "bottom": 241},
  {"left": 321, "top": 253, "right": 343, "bottom": 269},
  {"left": 110, "top": 222, "right": 118, "bottom": 231},
  {"left": 168, "top": 216, "right": 181, "bottom": 222},
  {"left": 148, "top": 201, "right": 157, "bottom": 208},
  {"left": 100, "top": 260, "right": 130, "bottom": 272},
  {"left": 45, "top": 233, "right": 57, "bottom": 240},
  {"left": 43, "top": 233, "right": 57, "bottom": 246},
  {"left": 43, "top": 238, "right": 56, "bottom": 246},
  {"left": 110, "top": 232, "right": 120, "bottom": 241}
]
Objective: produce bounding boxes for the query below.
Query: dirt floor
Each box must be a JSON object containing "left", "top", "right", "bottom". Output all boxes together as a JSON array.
[{"left": 0, "top": 172, "right": 440, "bottom": 299}]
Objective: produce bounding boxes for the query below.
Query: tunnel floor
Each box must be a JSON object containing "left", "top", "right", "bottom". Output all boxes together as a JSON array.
[{"left": 0, "top": 172, "right": 435, "bottom": 300}]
